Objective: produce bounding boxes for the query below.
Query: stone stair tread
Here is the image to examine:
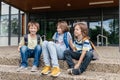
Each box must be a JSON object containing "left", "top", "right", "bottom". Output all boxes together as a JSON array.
[
  {"left": 0, "top": 65, "right": 120, "bottom": 80},
  {"left": 1, "top": 53, "right": 120, "bottom": 65},
  {"left": 1, "top": 55, "right": 120, "bottom": 73},
  {"left": 1, "top": 49, "right": 120, "bottom": 65},
  {"left": 91, "top": 58, "right": 120, "bottom": 64}
]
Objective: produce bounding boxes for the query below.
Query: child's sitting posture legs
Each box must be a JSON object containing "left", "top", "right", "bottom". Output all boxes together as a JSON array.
[
  {"left": 17, "top": 45, "right": 42, "bottom": 72},
  {"left": 64, "top": 50, "right": 93, "bottom": 75},
  {"left": 41, "top": 41, "right": 60, "bottom": 77}
]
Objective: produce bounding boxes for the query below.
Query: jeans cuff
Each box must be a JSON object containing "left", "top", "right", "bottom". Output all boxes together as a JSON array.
[{"left": 72, "top": 69, "right": 81, "bottom": 75}]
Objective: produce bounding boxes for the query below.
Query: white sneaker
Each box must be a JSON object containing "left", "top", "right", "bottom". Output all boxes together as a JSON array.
[
  {"left": 31, "top": 66, "right": 38, "bottom": 72},
  {"left": 17, "top": 66, "right": 28, "bottom": 72},
  {"left": 67, "top": 68, "right": 73, "bottom": 74}
]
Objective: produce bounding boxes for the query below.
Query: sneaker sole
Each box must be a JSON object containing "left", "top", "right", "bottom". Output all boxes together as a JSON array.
[
  {"left": 67, "top": 69, "right": 72, "bottom": 74},
  {"left": 51, "top": 72, "right": 61, "bottom": 77},
  {"left": 41, "top": 71, "right": 51, "bottom": 75},
  {"left": 31, "top": 70, "right": 38, "bottom": 72},
  {"left": 16, "top": 67, "right": 28, "bottom": 72}
]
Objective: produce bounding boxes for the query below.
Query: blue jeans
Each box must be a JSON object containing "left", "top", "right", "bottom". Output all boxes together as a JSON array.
[
  {"left": 42, "top": 41, "right": 65, "bottom": 67},
  {"left": 20, "top": 45, "right": 42, "bottom": 67},
  {"left": 64, "top": 50, "right": 93, "bottom": 75}
]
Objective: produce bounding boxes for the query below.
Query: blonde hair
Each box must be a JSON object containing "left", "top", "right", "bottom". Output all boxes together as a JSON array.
[
  {"left": 74, "top": 21, "right": 89, "bottom": 39},
  {"left": 57, "top": 21, "right": 69, "bottom": 33},
  {"left": 28, "top": 21, "right": 40, "bottom": 31}
]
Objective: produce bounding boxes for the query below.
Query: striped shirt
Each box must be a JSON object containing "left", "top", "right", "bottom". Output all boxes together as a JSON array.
[{"left": 73, "top": 39, "right": 92, "bottom": 52}]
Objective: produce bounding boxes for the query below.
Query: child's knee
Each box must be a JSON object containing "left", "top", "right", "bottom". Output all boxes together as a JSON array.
[
  {"left": 36, "top": 45, "right": 41, "bottom": 49},
  {"left": 48, "top": 41, "right": 54, "bottom": 44},
  {"left": 42, "top": 41, "right": 48, "bottom": 47},
  {"left": 48, "top": 41, "right": 54, "bottom": 47},
  {"left": 20, "top": 46, "right": 28, "bottom": 51},
  {"left": 35, "top": 45, "right": 42, "bottom": 52},
  {"left": 86, "top": 51, "right": 93, "bottom": 59},
  {"left": 64, "top": 50, "right": 70, "bottom": 56}
]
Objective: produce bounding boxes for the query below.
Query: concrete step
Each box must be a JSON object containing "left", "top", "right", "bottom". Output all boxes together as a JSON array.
[
  {"left": 0, "top": 46, "right": 120, "bottom": 73},
  {"left": 0, "top": 53, "right": 120, "bottom": 73},
  {"left": 87, "top": 58, "right": 120, "bottom": 73},
  {"left": 0, "top": 65, "right": 120, "bottom": 80}
]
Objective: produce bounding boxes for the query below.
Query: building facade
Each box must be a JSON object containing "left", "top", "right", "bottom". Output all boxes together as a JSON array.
[{"left": 0, "top": 0, "right": 119, "bottom": 46}]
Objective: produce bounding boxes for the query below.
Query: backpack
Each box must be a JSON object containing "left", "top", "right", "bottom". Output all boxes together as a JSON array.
[
  {"left": 24, "top": 34, "right": 41, "bottom": 46},
  {"left": 82, "top": 37, "right": 99, "bottom": 60},
  {"left": 55, "top": 32, "right": 70, "bottom": 49}
]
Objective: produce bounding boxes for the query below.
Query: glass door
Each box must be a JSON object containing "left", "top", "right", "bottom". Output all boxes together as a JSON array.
[{"left": 103, "top": 18, "right": 119, "bottom": 46}]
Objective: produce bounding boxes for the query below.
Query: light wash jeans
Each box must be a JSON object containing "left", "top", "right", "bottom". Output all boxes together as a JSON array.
[
  {"left": 42, "top": 41, "right": 66, "bottom": 67},
  {"left": 20, "top": 45, "right": 42, "bottom": 67}
]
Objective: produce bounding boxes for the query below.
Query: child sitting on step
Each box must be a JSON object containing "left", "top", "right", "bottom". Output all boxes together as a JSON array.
[
  {"left": 17, "top": 21, "right": 42, "bottom": 72},
  {"left": 41, "top": 21, "right": 74, "bottom": 77},
  {"left": 64, "top": 21, "right": 93, "bottom": 75}
]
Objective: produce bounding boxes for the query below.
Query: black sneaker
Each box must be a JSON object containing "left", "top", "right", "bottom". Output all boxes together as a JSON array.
[{"left": 71, "top": 69, "right": 81, "bottom": 75}]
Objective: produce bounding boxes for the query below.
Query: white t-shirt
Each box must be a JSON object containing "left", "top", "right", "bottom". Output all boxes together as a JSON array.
[{"left": 52, "top": 32, "right": 72, "bottom": 50}]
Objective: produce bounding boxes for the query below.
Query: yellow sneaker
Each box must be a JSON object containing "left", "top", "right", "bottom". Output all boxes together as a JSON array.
[
  {"left": 50, "top": 67, "right": 61, "bottom": 77},
  {"left": 41, "top": 66, "right": 51, "bottom": 75}
]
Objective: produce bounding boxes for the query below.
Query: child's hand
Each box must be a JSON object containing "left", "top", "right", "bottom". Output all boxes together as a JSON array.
[
  {"left": 18, "top": 46, "right": 21, "bottom": 52},
  {"left": 73, "top": 47, "right": 77, "bottom": 52},
  {"left": 73, "top": 49, "right": 76, "bottom": 52},
  {"left": 74, "top": 63, "right": 80, "bottom": 69}
]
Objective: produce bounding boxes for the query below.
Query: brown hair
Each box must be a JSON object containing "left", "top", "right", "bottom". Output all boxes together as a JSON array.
[
  {"left": 28, "top": 21, "right": 40, "bottom": 31},
  {"left": 57, "top": 21, "right": 69, "bottom": 33},
  {"left": 74, "top": 21, "right": 89, "bottom": 39}
]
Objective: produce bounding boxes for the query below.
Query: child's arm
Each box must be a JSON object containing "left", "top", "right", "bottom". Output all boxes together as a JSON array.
[
  {"left": 69, "top": 40, "right": 76, "bottom": 51},
  {"left": 18, "top": 46, "right": 21, "bottom": 52},
  {"left": 18, "top": 37, "right": 24, "bottom": 52},
  {"left": 74, "top": 39, "right": 90, "bottom": 69},
  {"left": 74, "top": 50, "right": 87, "bottom": 69}
]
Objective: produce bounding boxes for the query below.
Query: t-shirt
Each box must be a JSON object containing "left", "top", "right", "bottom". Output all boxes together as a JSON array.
[
  {"left": 19, "top": 34, "right": 42, "bottom": 49},
  {"left": 52, "top": 32, "right": 72, "bottom": 49},
  {"left": 74, "top": 39, "right": 92, "bottom": 52}
]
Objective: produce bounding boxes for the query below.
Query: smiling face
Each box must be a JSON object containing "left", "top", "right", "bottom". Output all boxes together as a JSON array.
[
  {"left": 28, "top": 21, "right": 39, "bottom": 35},
  {"left": 29, "top": 24, "right": 38, "bottom": 35}
]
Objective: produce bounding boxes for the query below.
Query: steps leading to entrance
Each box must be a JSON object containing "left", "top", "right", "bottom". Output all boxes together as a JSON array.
[
  {"left": 0, "top": 46, "right": 120, "bottom": 80},
  {"left": 0, "top": 65, "right": 120, "bottom": 80},
  {"left": 0, "top": 54, "right": 120, "bottom": 73}
]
